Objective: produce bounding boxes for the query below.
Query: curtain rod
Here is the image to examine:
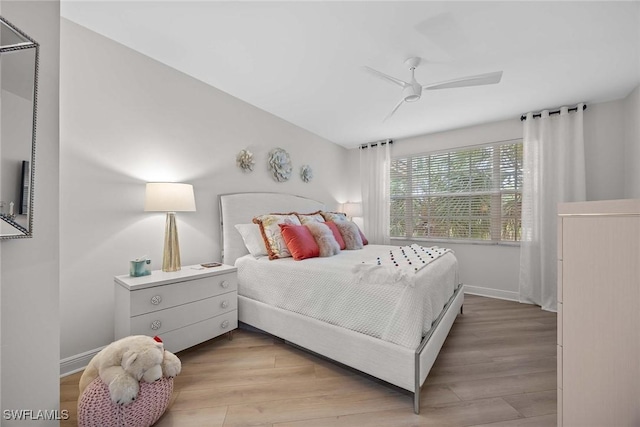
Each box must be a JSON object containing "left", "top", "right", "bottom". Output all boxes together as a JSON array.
[
  {"left": 359, "top": 139, "right": 393, "bottom": 149},
  {"left": 520, "top": 104, "right": 587, "bottom": 121}
]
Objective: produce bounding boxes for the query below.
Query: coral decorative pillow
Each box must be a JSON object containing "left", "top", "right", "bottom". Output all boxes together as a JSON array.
[
  {"left": 333, "top": 220, "right": 364, "bottom": 250},
  {"left": 325, "top": 221, "right": 346, "bottom": 250},
  {"left": 279, "top": 224, "right": 320, "bottom": 260},
  {"left": 296, "top": 211, "right": 326, "bottom": 225},
  {"left": 77, "top": 377, "right": 173, "bottom": 427},
  {"left": 253, "top": 213, "right": 301, "bottom": 260}
]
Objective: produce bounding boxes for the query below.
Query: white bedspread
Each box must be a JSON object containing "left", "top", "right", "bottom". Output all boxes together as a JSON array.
[{"left": 236, "top": 244, "right": 458, "bottom": 349}]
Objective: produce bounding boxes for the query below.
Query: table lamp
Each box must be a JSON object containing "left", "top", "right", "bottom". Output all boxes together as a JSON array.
[
  {"left": 342, "top": 202, "right": 363, "bottom": 219},
  {"left": 144, "top": 182, "right": 196, "bottom": 272}
]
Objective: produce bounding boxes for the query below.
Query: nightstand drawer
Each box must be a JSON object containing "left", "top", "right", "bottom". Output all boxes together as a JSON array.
[
  {"left": 159, "top": 310, "right": 238, "bottom": 353},
  {"left": 130, "top": 291, "right": 237, "bottom": 335},
  {"left": 130, "top": 273, "right": 237, "bottom": 316}
]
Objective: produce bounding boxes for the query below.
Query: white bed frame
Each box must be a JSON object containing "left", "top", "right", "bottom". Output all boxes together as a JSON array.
[{"left": 219, "top": 192, "right": 463, "bottom": 413}]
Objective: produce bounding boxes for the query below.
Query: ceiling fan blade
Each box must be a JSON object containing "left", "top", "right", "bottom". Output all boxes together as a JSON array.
[
  {"left": 363, "top": 66, "right": 409, "bottom": 88},
  {"left": 423, "top": 71, "right": 503, "bottom": 90},
  {"left": 384, "top": 98, "right": 406, "bottom": 122}
]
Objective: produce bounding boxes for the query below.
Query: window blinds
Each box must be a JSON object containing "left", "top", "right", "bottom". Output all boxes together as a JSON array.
[{"left": 390, "top": 140, "right": 522, "bottom": 242}]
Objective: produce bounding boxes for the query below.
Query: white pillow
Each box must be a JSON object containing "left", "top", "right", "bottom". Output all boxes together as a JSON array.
[{"left": 234, "top": 223, "right": 268, "bottom": 257}]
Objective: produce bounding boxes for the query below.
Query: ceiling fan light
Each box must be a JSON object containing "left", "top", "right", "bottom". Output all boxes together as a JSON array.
[{"left": 403, "top": 83, "right": 422, "bottom": 102}]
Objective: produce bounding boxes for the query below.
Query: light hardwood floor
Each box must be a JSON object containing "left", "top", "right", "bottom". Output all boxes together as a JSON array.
[{"left": 61, "top": 295, "right": 557, "bottom": 427}]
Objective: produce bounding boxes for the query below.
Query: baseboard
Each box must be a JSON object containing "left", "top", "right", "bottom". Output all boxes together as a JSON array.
[
  {"left": 463, "top": 285, "right": 520, "bottom": 302},
  {"left": 60, "top": 345, "right": 105, "bottom": 377}
]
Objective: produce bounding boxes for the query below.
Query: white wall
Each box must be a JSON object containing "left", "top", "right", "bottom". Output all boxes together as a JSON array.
[
  {"left": 349, "top": 99, "right": 631, "bottom": 300},
  {"left": 624, "top": 85, "right": 640, "bottom": 198},
  {"left": 0, "top": 1, "right": 60, "bottom": 424},
  {"left": 583, "top": 100, "right": 627, "bottom": 201},
  {"left": 59, "top": 19, "right": 349, "bottom": 370}
]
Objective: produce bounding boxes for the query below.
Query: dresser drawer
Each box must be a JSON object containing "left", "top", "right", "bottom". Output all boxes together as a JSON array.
[
  {"left": 130, "top": 273, "right": 237, "bottom": 316},
  {"left": 160, "top": 310, "right": 238, "bottom": 353},
  {"left": 557, "top": 344, "right": 563, "bottom": 389},
  {"left": 130, "top": 291, "right": 237, "bottom": 335},
  {"left": 557, "top": 301, "right": 563, "bottom": 345},
  {"left": 557, "top": 260, "right": 563, "bottom": 303},
  {"left": 558, "top": 387, "right": 563, "bottom": 427}
]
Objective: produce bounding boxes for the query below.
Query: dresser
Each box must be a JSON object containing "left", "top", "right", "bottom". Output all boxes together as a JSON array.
[
  {"left": 114, "top": 264, "right": 238, "bottom": 353},
  {"left": 557, "top": 199, "right": 640, "bottom": 426}
]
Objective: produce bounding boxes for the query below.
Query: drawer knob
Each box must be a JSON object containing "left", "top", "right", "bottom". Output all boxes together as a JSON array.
[
  {"left": 150, "top": 320, "right": 162, "bottom": 330},
  {"left": 220, "top": 280, "right": 229, "bottom": 289},
  {"left": 221, "top": 320, "right": 230, "bottom": 329},
  {"left": 150, "top": 295, "right": 162, "bottom": 305},
  {"left": 221, "top": 300, "right": 229, "bottom": 309}
]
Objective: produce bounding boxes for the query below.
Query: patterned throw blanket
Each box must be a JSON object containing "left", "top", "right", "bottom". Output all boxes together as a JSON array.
[{"left": 353, "top": 244, "right": 453, "bottom": 287}]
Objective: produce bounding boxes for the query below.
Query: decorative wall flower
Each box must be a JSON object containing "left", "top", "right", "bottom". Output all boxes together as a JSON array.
[
  {"left": 300, "top": 165, "right": 313, "bottom": 183},
  {"left": 236, "top": 149, "right": 255, "bottom": 172},
  {"left": 267, "top": 148, "right": 292, "bottom": 182}
]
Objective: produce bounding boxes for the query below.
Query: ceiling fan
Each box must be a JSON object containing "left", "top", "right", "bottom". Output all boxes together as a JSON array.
[{"left": 364, "top": 57, "right": 503, "bottom": 121}]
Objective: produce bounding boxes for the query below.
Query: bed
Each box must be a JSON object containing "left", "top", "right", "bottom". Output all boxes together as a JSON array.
[{"left": 219, "top": 192, "right": 464, "bottom": 413}]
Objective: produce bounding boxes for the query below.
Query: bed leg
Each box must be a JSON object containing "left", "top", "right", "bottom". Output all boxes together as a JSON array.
[
  {"left": 460, "top": 304, "right": 463, "bottom": 315},
  {"left": 414, "top": 342, "right": 421, "bottom": 414}
]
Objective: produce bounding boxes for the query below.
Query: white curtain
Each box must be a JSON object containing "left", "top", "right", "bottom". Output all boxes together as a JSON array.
[
  {"left": 360, "top": 141, "right": 391, "bottom": 245},
  {"left": 519, "top": 104, "right": 586, "bottom": 311}
]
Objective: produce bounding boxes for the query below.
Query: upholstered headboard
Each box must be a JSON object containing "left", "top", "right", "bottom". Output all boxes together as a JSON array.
[{"left": 219, "top": 192, "right": 326, "bottom": 265}]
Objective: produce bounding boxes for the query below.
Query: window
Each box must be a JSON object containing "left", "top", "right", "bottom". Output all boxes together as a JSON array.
[{"left": 390, "top": 140, "right": 523, "bottom": 242}]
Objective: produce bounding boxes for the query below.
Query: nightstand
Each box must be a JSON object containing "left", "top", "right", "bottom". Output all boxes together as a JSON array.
[{"left": 114, "top": 264, "right": 238, "bottom": 353}]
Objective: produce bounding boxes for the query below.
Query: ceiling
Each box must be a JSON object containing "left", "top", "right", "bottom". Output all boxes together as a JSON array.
[{"left": 60, "top": 1, "right": 640, "bottom": 148}]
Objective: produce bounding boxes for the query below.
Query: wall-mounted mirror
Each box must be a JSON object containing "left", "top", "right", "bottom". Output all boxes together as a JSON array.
[{"left": 0, "top": 15, "right": 38, "bottom": 238}]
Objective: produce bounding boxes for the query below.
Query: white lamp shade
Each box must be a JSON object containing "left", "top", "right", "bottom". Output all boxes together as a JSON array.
[
  {"left": 144, "top": 183, "right": 196, "bottom": 212},
  {"left": 342, "top": 202, "right": 363, "bottom": 218}
]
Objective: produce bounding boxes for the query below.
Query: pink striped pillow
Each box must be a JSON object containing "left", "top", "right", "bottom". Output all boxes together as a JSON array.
[{"left": 325, "top": 221, "right": 346, "bottom": 250}]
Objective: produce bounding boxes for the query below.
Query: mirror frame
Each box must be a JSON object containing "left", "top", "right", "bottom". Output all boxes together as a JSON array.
[{"left": 0, "top": 15, "right": 39, "bottom": 239}]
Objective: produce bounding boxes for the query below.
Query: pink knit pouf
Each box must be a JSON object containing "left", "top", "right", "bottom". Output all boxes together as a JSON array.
[{"left": 77, "top": 377, "right": 173, "bottom": 427}]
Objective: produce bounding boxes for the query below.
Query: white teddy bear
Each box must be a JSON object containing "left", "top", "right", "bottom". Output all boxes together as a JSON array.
[{"left": 79, "top": 335, "right": 181, "bottom": 405}]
